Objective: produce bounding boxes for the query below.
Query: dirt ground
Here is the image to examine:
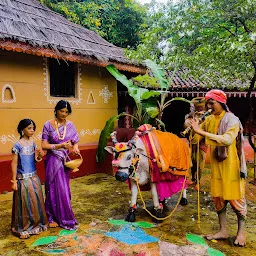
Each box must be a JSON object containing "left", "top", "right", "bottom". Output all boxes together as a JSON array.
[{"left": 0, "top": 166, "right": 256, "bottom": 256}]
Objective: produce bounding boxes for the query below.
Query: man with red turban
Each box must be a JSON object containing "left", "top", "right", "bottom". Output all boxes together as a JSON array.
[{"left": 187, "top": 89, "right": 247, "bottom": 247}]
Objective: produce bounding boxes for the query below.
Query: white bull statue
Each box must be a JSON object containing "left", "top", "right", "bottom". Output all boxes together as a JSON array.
[{"left": 105, "top": 124, "right": 190, "bottom": 222}]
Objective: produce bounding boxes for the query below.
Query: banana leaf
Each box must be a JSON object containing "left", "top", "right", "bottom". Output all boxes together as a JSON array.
[
  {"left": 146, "top": 106, "right": 159, "bottom": 118},
  {"left": 144, "top": 59, "right": 169, "bottom": 91},
  {"left": 106, "top": 65, "right": 148, "bottom": 104},
  {"left": 141, "top": 90, "right": 160, "bottom": 100},
  {"left": 96, "top": 113, "right": 126, "bottom": 163}
]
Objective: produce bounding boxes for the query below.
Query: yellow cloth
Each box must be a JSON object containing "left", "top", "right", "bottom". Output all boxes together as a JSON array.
[{"left": 192, "top": 111, "right": 245, "bottom": 200}]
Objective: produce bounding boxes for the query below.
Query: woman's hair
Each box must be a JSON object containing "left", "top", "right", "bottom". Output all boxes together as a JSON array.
[
  {"left": 54, "top": 100, "right": 72, "bottom": 117},
  {"left": 17, "top": 119, "right": 36, "bottom": 138}
]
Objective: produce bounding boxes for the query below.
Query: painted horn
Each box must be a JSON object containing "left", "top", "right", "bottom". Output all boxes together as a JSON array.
[
  {"left": 128, "top": 133, "right": 139, "bottom": 147},
  {"left": 110, "top": 131, "right": 118, "bottom": 145}
]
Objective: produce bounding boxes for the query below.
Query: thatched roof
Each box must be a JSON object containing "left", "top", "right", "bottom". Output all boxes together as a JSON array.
[{"left": 0, "top": 0, "right": 145, "bottom": 73}]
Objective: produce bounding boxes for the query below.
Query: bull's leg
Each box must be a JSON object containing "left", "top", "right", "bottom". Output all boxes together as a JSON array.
[
  {"left": 125, "top": 180, "right": 138, "bottom": 222},
  {"left": 180, "top": 189, "right": 188, "bottom": 206},
  {"left": 151, "top": 183, "right": 164, "bottom": 223}
]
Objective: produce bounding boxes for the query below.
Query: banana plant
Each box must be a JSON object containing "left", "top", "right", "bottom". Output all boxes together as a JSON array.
[
  {"left": 96, "top": 60, "right": 191, "bottom": 162},
  {"left": 106, "top": 64, "right": 160, "bottom": 124},
  {"left": 136, "top": 59, "right": 191, "bottom": 126}
]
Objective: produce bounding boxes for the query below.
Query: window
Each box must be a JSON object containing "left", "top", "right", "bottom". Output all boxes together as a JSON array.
[{"left": 49, "top": 58, "right": 76, "bottom": 97}]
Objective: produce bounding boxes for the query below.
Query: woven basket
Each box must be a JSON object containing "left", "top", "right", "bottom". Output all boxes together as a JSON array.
[{"left": 64, "top": 153, "right": 83, "bottom": 172}]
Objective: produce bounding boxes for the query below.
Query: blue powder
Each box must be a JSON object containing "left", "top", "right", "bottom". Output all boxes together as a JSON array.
[{"left": 105, "top": 224, "right": 159, "bottom": 245}]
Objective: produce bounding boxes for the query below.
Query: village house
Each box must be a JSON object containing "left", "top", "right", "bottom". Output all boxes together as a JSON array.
[
  {"left": 0, "top": 0, "right": 255, "bottom": 192},
  {"left": 0, "top": 0, "right": 145, "bottom": 192}
]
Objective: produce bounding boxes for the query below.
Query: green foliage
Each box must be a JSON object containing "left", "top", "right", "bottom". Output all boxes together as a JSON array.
[
  {"left": 106, "top": 64, "right": 160, "bottom": 126},
  {"left": 40, "top": 0, "right": 147, "bottom": 48},
  {"left": 96, "top": 113, "right": 127, "bottom": 163},
  {"left": 145, "top": 106, "right": 159, "bottom": 118},
  {"left": 106, "top": 65, "right": 149, "bottom": 104},
  {"left": 106, "top": 62, "right": 190, "bottom": 128},
  {"left": 98, "top": 61, "right": 191, "bottom": 162},
  {"left": 128, "top": 0, "right": 256, "bottom": 89},
  {"left": 132, "top": 74, "right": 160, "bottom": 89},
  {"left": 143, "top": 59, "right": 168, "bottom": 90}
]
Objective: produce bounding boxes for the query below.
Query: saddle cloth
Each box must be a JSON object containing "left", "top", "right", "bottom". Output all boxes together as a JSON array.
[{"left": 138, "top": 124, "right": 190, "bottom": 181}]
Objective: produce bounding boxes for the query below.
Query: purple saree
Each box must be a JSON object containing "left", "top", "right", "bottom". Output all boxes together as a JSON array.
[{"left": 42, "top": 120, "right": 79, "bottom": 230}]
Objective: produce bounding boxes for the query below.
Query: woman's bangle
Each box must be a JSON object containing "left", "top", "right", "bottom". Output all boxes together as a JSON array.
[
  {"left": 51, "top": 144, "right": 56, "bottom": 150},
  {"left": 11, "top": 180, "right": 17, "bottom": 183}
]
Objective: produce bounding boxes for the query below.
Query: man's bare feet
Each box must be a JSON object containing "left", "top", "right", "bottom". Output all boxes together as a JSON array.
[
  {"left": 234, "top": 233, "right": 246, "bottom": 247},
  {"left": 49, "top": 222, "right": 59, "bottom": 228},
  {"left": 206, "top": 231, "right": 229, "bottom": 241}
]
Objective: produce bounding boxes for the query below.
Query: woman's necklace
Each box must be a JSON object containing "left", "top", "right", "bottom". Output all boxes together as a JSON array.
[{"left": 54, "top": 120, "right": 67, "bottom": 140}]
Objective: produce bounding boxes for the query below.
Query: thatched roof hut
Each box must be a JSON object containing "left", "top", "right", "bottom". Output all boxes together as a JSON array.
[{"left": 0, "top": 0, "right": 145, "bottom": 73}]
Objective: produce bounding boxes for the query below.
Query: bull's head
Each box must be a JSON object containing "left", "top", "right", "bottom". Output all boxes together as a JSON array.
[{"left": 105, "top": 131, "right": 143, "bottom": 182}]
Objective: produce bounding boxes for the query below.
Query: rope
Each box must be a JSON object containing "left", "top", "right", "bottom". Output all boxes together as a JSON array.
[
  {"left": 196, "top": 137, "right": 201, "bottom": 228},
  {"left": 135, "top": 173, "right": 187, "bottom": 221}
]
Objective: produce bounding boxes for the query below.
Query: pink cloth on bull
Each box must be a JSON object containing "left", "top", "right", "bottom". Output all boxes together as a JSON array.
[{"left": 156, "top": 178, "right": 187, "bottom": 201}]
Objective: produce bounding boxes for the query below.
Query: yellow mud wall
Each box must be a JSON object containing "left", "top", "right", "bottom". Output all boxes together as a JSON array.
[{"left": 0, "top": 50, "right": 118, "bottom": 155}]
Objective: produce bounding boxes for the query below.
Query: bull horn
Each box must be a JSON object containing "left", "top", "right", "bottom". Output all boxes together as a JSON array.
[
  {"left": 128, "top": 133, "right": 139, "bottom": 147},
  {"left": 110, "top": 131, "right": 118, "bottom": 145}
]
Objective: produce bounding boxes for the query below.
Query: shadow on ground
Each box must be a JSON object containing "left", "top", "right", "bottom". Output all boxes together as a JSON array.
[{"left": 0, "top": 168, "right": 256, "bottom": 256}]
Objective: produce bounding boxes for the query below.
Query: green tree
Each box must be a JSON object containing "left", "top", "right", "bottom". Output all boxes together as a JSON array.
[
  {"left": 128, "top": 0, "right": 256, "bottom": 150},
  {"left": 40, "top": 0, "right": 147, "bottom": 48}
]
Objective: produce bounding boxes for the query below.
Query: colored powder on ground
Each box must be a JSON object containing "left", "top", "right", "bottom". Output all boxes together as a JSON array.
[
  {"left": 32, "top": 236, "right": 59, "bottom": 246},
  {"left": 59, "top": 229, "right": 77, "bottom": 236},
  {"left": 105, "top": 224, "right": 159, "bottom": 245},
  {"left": 108, "top": 219, "right": 155, "bottom": 229},
  {"left": 43, "top": 249, "right": 66, "bottom": 254},
  {"left": 186, "top": 233, "right": 208, "bottom": 246}
]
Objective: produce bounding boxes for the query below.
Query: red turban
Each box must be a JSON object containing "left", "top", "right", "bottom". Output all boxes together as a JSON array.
[{"left": 205, "top": 89, "right": 227, "bottom": 104}]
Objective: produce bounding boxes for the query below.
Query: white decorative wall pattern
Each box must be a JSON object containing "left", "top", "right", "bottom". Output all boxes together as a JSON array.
[
  {"left": 2, "top": 84, "right": 16, "bottom": 103},
  {"left": 87, "top": 90, "right": 96, "bottom": 104},
  {"left": 0, "top": 132, "right": 42, "bottom": 145},
  {"left": 79, "top": 129, "right": 101, "bottom": 137},
  {"left": 43, "top": 58, "right": 83, "bottom": 105},
  {"left": 99, "top": 85, "right": 113, "bottom": 103}
]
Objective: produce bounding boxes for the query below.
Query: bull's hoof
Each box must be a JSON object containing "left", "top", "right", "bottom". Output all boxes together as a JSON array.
[
  {"left": 160, "top": 198, "right": 168, "bottom": 211},
  {"left": 125, "top": 207, "right": 136, "bottom": 222},
  {"left": 152, "top": 207, "right": 164, "bottom": 224},
  {"left": 180, "top": 197, "right": 188, "bottom": 206}
]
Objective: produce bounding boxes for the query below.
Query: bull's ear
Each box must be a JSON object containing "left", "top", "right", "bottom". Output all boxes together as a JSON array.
[
  {"left": 105, "top": 146, "right": 115, "bottom": 154},
  {"left": 135, "top": 148, "right": 144, "bottom": 155}
]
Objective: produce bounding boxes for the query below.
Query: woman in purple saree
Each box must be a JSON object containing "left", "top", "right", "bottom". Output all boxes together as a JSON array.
[{"left": 42, "top": 100, "right": 79, "bottom": 230}]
